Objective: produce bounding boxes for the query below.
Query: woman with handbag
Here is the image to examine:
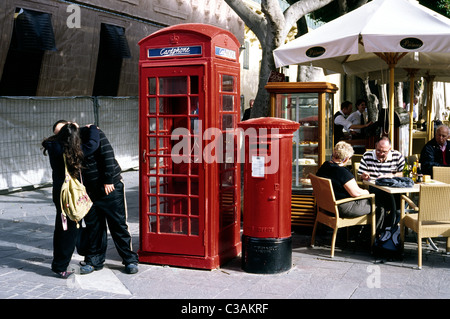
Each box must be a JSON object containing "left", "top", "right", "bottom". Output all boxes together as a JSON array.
[{"left": 42, "top": 121, "right": 99, "bottom": 278}]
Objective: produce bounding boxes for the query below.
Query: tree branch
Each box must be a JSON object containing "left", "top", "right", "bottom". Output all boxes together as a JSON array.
[
  {"left": 224, "top": 0, "right": 267, "bottom": 46},
  {"left": 261, "top": 0, "right": 286, "bottom": 47},
  {"left": 283, "top": 0, "right": 334, "bottom": 40},
  {"left": 261, "top": 0, "right": 285, "bottom": 27},
  {"left": 337, "top": 0, "right": 348, "bottom": 15}
]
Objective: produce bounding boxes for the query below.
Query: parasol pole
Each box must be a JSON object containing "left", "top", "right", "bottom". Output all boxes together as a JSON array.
[
  {"left": 389, "top": 62, "right": 395, "bottom": 146},
  {"left": 376, "top": 52, "right": 407, "bottom": 150},
  {"left": 425, "top": 74, "right": 435, "bottom": 141},
  {"left": 406, "top": 68, "right": 418, "bottom": 156}
]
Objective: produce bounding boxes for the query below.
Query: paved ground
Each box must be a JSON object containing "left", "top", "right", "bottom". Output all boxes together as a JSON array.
[{"left": 1, "top": 169, "right": 449, "bottom": 310}]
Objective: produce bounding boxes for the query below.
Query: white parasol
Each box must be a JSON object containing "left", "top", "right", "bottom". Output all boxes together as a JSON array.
[{"left": 273, "top": 0, "right": 450, "bottom": 148}]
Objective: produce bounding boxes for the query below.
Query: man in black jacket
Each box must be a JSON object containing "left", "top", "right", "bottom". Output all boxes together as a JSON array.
[
  {"left": 419, "top": 125, "right": 450, "bottom": 178},
  {"left": 79, "top": 127, "right": 139, "bottom": 274}
]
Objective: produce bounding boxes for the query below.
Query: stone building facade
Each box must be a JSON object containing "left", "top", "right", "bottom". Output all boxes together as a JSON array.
[{"left": 0, "top": 0, "right": 244, "bottom": 97}]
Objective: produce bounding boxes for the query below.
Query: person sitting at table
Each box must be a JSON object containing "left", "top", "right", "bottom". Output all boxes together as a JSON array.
[
  {"left": 316, "top": 141, "right": 372, "bottom": 218},
  {"left": 357, "top": 136, "right": 406, "bottom": 231},
  {"left": 358, "top": 136, "right": 405, "bottom": 181},
  {"left": 419, "top": 124, "right": 450, "bottom": 178}
]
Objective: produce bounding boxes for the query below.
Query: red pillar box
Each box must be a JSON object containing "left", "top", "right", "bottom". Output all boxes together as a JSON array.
[
  {"left": 237, "top": 118, "right": 299, "bottom": 273},
  {"left": 138, "top": 24, "right": 241, "bottom": 269}
]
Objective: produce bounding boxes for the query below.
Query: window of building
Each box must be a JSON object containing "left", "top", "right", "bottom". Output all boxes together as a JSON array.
[
  {"left": 0, "top": 8, "right": 56, "bottom": 96},
  {"left": 92, "top": 23, "right": 131, "bottom": 96}
]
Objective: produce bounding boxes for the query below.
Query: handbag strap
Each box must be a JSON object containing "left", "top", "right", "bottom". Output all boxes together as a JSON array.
[
  {"left": 62, "top": 154, "right": 83, "bottom": 184},
  {"left": 62, "top": 154, "right": 70, "bottom": 176}
]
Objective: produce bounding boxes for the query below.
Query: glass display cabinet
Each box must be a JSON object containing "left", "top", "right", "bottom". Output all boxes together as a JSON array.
[{"left": 265, "top": 82, "right": 338, "bottom": 227}]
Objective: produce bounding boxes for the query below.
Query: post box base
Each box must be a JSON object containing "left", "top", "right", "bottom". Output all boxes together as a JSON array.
[{"left": 241, "top": 235, "right": 292, "bottom": 274}]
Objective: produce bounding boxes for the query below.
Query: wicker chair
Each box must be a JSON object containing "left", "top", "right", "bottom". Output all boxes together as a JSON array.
[
  {"left": 432, "top": 166, "right": 450, "bottom": 184},
  {"left": 400, "top": 184, "right": 450, "bottom": 269},
  {"left": 352, "top": 162, "right": 366, "bottom": 188},
  {"left": 309, "top": 174, "right": 376, "bottom": 257}
]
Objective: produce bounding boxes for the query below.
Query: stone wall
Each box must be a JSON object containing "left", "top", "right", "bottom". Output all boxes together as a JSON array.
[{"left": 0, "top": 0, "right": 244, "bottom": 97}]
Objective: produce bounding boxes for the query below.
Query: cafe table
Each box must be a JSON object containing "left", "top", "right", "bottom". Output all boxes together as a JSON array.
[
  {"left": 362, "top": 178, "right": 445, "bottom": 194},
  {"left": 363, "top": 178, "right": 446, "bottom": 250}
]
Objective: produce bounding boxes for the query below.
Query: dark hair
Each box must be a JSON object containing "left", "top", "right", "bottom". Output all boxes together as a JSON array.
[
  {"left": 355, "top": 99, "right": 366, "bottom": 107},
  {"left": 53, "top": 119, "right": 68, "bottom": 134},
  {"left": 58, "top": 123, "right": 84, "bottom": 178},
  {"left": 341, "top": 101, "right": 352, "bottom": 110},
  {"left": 42, "top": 123, "right": 84, "bottom": 178},
  {"left": 42, "top": 120, "right": 69, "bottom": 155}
]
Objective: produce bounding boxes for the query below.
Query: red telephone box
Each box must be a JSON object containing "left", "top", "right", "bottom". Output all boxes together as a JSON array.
[{"left": 138, "top": 24, "right": 241, "bottom": 269}]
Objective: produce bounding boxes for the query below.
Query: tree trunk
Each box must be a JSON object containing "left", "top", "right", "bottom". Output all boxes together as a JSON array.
[{"left": 224, "top": 0, "right": 334, "bottom": 118}]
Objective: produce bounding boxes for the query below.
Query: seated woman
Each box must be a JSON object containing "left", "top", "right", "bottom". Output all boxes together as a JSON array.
[{"left": 316, "top": 141, "right": 372, "bottom": 218}]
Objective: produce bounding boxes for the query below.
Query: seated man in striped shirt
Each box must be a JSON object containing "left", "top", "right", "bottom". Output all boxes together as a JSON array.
[{"left": 358, "top": 136, "right": 406, "bottom": 231}]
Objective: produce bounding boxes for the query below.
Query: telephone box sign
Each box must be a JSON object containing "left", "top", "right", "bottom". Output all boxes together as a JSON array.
[
  {"left": 148, "top": 45, "right": 202, "bottom": 58},
  {"left": 215, "top": 46, "right": 236, "bottom": 60}
]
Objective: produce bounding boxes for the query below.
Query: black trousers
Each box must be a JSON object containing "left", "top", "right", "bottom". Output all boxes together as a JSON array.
[
  {"left": 79, "top": 181, "right": 138, "bottom": 268},
  {"left": 369, "top": 186, "right": 400, "bottom": 231},
  {"left": 52, "top": 207, "right": 79, "bottom": 273}
]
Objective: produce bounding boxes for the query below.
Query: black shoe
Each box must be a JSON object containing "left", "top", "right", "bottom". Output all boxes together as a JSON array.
[
  {"left": 54, "top": 270, "right": 74, "bottom": 279},
  {"left": 80, "top": 264, "right": 95, "bottom": 275},
  {"left": 125, "top": 263, "right": 138, "bottom": 274},
  {"left": 79, "top": 261, "right": 104, "bottom": 271}
]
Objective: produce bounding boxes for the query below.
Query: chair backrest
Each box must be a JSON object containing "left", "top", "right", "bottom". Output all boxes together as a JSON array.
[
  {"left": 352, "top": 154, "right": 363, "bottom": 164},
  {"left": 432, "top": 166, "right": 450, "bottom": 184},
  {"left": 418, "top": 184, "right": 450, "bottom": 222},
  {"left": 407, "top": 154, "right": 420, "bottom": 165},
  {"left": 352, "top": 162, "right": 361, "bottom": 182},
  {"left": 309, "top": 174, "right": 338, "bottom": 216}
]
